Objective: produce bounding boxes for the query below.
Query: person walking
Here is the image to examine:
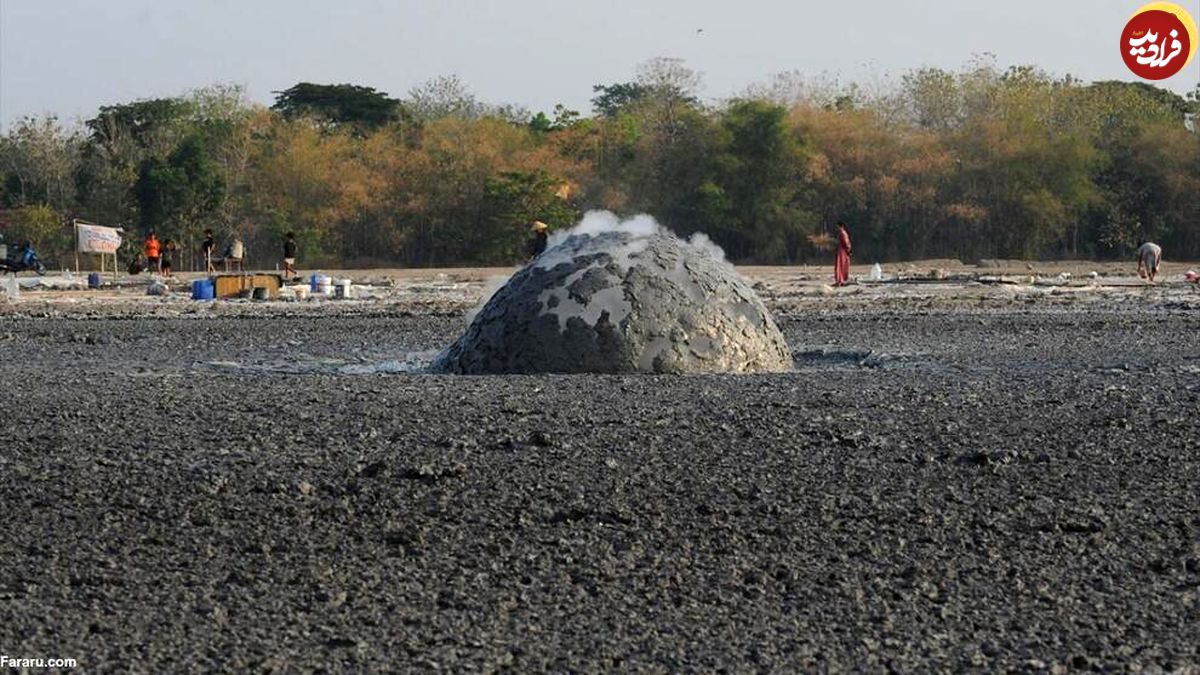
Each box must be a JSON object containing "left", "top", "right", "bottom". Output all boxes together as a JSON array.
[
  {"left": 282, "top": 232, "right": 298, "bottom": 280},
  {"left": 144, "top": 231, "right": 161, "bottom": 274},
  {"left": 1136, "top": 240, "right": 1162, "bottom": 284},
  {"left": 201, "top": 229, "right": 216, "bottom": 274},
  {"left": 834, "top": 220, "right": 852, "bottom": 287}
]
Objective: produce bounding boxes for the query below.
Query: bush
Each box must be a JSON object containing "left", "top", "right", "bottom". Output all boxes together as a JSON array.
[{"left": 7, "top": 204, "right": 71, "bottom": 259}]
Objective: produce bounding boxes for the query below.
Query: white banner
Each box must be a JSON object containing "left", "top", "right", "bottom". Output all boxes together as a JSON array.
[{"left": 75, "top": 223, "right": 123, "bottom": 254}]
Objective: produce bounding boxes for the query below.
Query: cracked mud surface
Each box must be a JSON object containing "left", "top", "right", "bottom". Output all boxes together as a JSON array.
[{"left": 1, "top": 286, "right": 1199, "bottom": 671}]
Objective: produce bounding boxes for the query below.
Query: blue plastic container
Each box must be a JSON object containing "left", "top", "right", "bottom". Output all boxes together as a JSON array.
[
  {"left": 87, "top": 272, "right": 102, "bottom": 289},
  {"left": 191, "top": 279, "right": 215, "bottom": 301}
]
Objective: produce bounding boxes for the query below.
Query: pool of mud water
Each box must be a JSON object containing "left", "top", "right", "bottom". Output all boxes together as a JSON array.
[{"left": 2, "top": 271, "right": 1199, "bottom": 671}]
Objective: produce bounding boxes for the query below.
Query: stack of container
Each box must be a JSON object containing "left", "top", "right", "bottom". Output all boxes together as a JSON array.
[{"left": 310, "top": 273, "right": 332, "bottom": 296}]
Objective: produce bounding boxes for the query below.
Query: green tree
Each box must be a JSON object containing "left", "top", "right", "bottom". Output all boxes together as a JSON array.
[
  {"left": 272, "top": 83, "right": 403, "bottom": 131},
  {"left": 591, "top": 82, "right": 650, "bottom": 117},
  {"left": 85, "top": 98, "right": 194, "bottom": 151},
  {"left": 479, "top": 171, "right": 579, "bottom": 264},
  {"left": 713, "top": 100, "right": 810, "bottom": 261},
  {"left": 77, "top": 97, "right": 196, "bottom": 228},
  {"left": 2, "top": 60, "right": 1198, "bottom": 267},
  {"left": 0, "top": 115, "right": 80, "bottom": 209},
  {"left": 135, "top": 135, "right": 225, "bottom": 239},
  {"left": 623, "top": 105, "right": 722, "bottom": 234},
  {"left": 529, "top": 105, "right": 582, "bottom": 134},
  {"left": 7, "top": 204, "right": 71, "bottom": 259},
  {"left": 900, "top": 67, "right": 963, "bottom": 131}
]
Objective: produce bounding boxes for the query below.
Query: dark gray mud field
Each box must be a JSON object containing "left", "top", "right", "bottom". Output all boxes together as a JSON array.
[{"left": 2, "top": 294, "right": 1199, "bottom": 672}]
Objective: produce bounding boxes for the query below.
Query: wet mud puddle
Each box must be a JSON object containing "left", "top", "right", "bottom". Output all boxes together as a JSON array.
[
  {"left": 195, "top": 351, "right": 441, "bottom": 375},
  {"left": 790, "top": 345, "right": 939, "bottom": 371},
  {"left": 196, "top": 346, "right": 943, "bottom": 376}
]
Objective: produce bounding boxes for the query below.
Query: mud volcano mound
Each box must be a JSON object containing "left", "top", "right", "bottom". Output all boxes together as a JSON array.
[{"left": 433, "top": 230, "right": 792, "bottom": 374}]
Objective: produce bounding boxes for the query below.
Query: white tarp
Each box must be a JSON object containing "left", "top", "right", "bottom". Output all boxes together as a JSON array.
[{"left": 76, "top": 223, "right": 123, "bottom": 254}]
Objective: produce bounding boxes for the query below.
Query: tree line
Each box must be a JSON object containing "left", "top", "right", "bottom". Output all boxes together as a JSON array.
[{"left": 1, "top": 57, "right": 1197, "bottom": 268}]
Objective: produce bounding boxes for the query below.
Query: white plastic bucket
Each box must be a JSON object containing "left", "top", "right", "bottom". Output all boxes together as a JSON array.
[{"left": 334, "top": 279, "right": 352, "bottom": 299}]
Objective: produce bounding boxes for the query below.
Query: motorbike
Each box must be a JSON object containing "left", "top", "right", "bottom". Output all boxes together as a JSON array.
[{"left": 1, "top": 250, "right": 47, "bottom": 276}]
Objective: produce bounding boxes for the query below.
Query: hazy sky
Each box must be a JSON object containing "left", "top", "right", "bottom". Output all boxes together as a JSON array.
[{"left": 2, "top": 0, "right": 1197, "bottom": 128}]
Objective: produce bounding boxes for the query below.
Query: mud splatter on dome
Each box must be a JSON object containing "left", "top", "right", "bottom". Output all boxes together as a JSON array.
[{"left": 432, "top": 225, "right": 792, "bottom": 374}]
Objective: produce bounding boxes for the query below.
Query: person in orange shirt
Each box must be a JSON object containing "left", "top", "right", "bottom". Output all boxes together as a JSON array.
[{"left": 144, "top": 232, "right": 161, "bottom": 274}]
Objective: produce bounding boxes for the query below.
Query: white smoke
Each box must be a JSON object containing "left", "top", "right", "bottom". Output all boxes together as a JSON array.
[
  {"left": 464, "top": 272, "right": 514, "bottom": 325},
  {"left": 545, "top": 210, "right": 661, "bottom": 249},
  {"left": 538, "top": 210, "right": 727, "bottom": 269},
  {"left": 464, "top": 211, "right": 729, "bottom": 327},
  {"left": 685, "top": 231, "right": 726, "bottom": 263}
]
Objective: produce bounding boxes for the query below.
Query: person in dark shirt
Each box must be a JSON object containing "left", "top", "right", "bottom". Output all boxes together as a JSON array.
[
  {"left": 527, "top": 221, "right": 549, "bottom": 262},
  {"left": 201, "top": 229, "right": 216, "bottom": 274},
  {"left": 161, "top": 238, "right": 178, "bottom": 277},
  {"left": 282, "top": 232, "right": 298, "bottom": 280}
]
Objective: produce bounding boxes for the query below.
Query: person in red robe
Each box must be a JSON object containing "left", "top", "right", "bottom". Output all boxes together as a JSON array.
[{"left": 834, "top": 220, "right": 852, "bottom": 286}]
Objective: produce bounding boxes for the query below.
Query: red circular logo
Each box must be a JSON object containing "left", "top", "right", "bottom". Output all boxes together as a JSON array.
[{"left": 1121, "top": 9, "right": 1191, "bottom": 79}]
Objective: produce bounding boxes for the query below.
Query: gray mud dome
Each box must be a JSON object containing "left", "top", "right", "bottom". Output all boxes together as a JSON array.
[{"left": 433, "top": 231, "right": 792, "bottom": 374}]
